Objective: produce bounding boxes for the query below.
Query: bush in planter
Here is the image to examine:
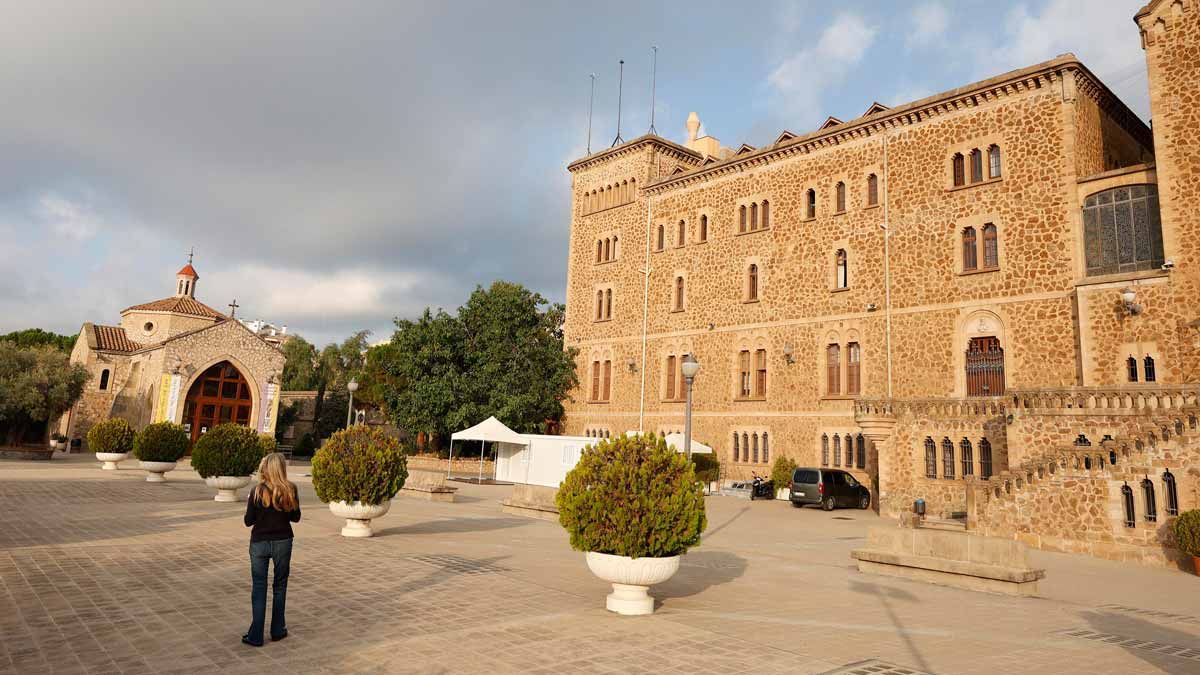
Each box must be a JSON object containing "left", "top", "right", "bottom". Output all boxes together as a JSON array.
[
  {"left": 691, "top": 452, "right": 721, "bottom": 484},
  {"left": 1173, "top": 510, "right": 1200, "bottom": 558},
  {"left": 258, "top": 433, "right": 278, "bottom": 456},
  {"left": 311, "top": 426, "right": 408, "bottom": 506},
  {"left": 557, "top": 434, "right": 706, "bottom": 559},
  {"left": 770, "top": 456, "right": 798, "bottom": 493},
  {"left": 86, "top": 418, "right": 134, "bottom": 455},
  {"left": 190, "top": 424, "right": 268, "bottom": 478},
  {"left": 132, "top": 422, "right": 190, "bottom": 462}
]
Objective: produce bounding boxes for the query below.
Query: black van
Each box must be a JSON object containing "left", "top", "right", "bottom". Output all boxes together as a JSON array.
[{"left": 790, "top": 468, "right": 871, "bottom": 511}]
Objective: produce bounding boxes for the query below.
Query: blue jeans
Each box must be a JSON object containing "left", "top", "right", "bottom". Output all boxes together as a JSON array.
[{"left": 248, "top": 538, "right": 293, "bottom": 643}]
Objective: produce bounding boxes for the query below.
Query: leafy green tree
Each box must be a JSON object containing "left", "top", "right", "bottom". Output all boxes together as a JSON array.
[
  {"left": 0, "top": 343, "right": 89, "bottom": 445},
  {"left": 380, "top": 308, "right": 466, "bottom": 450},
  {"left": 280, "top": 335, "right": 321, "bottom": 391},
  {"left": 0, "top": 328, "right": 77, "bottom": 352},
  {"left": 280, "top": 330, "right": 371, "bottom": 441}
]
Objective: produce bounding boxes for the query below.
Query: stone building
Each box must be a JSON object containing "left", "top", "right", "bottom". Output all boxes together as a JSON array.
[
  {"left": 59, "top": 260, "right": 286, "bottom": 448},
  {"left": 561, "top": 1, "right": 1200, "bottom": 567}
]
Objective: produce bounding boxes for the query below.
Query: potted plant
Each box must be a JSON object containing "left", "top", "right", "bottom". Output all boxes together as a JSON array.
[
  {"left": 1173, "top": 509, "right": 1200, "bottom": 575},
  {"left": 132, "top": 422, "right": 190, "bottom": 482},
  {"left": 191, "top": 424, "right": 268, "bottom": 502},
  {"left": 312, "top": 426, "right": 408, "bottom": 537},
  {"left": 691, "top": 452, "right": 721, "bottom": 495},
  {"left": 771, "top": 456, "right": 798, "bottom": 501},
  {"left": 556, "top": 434, "right": 706, "bottom": 615},
  {"left": 87, "top": 418, "right": 135, "bottom": 470},
  {"left": 49, "top": 433, "right": 67, "bottom": 451}
]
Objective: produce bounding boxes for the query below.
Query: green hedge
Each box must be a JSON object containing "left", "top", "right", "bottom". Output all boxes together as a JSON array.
[
  {"left": 1173, "top": 510, "right": 1200, "bottom": 557},
  {"left": 87, "top": 418, "right": 134, "bottom": 455},
  {"left": 691, "top": 452, "right": 721, "bottom": 484},
  {"left": 190, "top": 424, "right": 268, "bottom": 478},
  {"left": 311, "top": 426, "right": 408, "bottom": 506},
  {"left": 133, "top": 422, "right": 190, "bottom": 462},
  {"left": 770, "top": 456, "right": 798, "bottom": 493},
  {"left": 556, "top": 434, "right": 706, "bottom": 559}
]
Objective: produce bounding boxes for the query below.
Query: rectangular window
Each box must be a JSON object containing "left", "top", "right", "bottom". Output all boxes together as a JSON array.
[
  {"left": 591, "top": 361, "right": 600, "bottom": 401},
  {"left": 847, "top": 342, "right": 860, "bottom": 395},
  {"left": 738, "top": 350, "right": 751, "bottom": 398},
  {"left": 666, "top": 355, "right": 677, "bottom": 400},
  {"left": 754, "top": 349, "right": 767, "bottom": 397},
  {"left": 826, "top": 344, "right": 841, "bottom": 395},
  {"left": 602, "top": 360, "right": 611, "bottom": 401}
]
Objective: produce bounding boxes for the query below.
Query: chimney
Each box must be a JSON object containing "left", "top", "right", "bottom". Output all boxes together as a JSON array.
[{"left": 684, "top": 111, "right": 723, "bottom": 157}]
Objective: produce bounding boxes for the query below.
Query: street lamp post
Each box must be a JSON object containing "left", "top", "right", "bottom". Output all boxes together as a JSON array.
[
  {"left": 681, "top": 354, "right": 700, "bottom": 459},
  {"left": 346, "top": 378, "right": 359, "bottom": 428}
]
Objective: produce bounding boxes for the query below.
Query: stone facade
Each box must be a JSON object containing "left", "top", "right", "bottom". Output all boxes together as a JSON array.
[
  {"left": 59, "top": 262, "right": 285, "bottom": 449},
  {"left": 560, "top": 5, "right": 1200, "bottom": 567}
]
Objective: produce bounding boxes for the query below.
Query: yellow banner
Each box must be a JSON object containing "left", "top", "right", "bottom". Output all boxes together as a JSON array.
[{"left": 155, "top": 373, "right": 172, "bottom": 422}]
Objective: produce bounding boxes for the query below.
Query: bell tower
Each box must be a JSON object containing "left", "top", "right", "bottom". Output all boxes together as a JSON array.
[{"left": 175, "top": 250, "right": 198, "bottom": 298}]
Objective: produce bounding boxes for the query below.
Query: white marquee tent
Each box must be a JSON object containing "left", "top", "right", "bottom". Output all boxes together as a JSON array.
[{"left": 447, "top": 416, "right": 528, "bottom": 482}]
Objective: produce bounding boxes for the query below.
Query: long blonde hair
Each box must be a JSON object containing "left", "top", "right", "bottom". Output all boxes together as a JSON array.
[{"left": 256, "top": 453, "right": 297, "bottom": 511}]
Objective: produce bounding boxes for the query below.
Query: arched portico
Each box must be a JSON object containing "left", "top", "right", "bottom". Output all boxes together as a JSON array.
[{"left": 179, "top": 356, "right": 261, "bottom": 442}]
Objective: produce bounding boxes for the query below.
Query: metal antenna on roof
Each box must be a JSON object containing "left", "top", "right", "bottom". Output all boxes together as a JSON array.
[
  {"left": 611, "top": 60, "right": 625, "bottom": 148},
  {"left": 648, "top": 46, "right": 658, "bottom": 136},
  {"left": 587, "top": 73, "right": 598, "bottom": 154}
]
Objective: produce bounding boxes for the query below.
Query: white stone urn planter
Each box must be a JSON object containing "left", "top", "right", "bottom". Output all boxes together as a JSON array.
[
  {"left": 96, "top": 452, "right": 129, "bottom": 470},
  {"left": 776, "top": 487, "right": 791, "bottom": 501},
  {"left": 205, "top": 475, "right": 251, "bottom": 502},
  {"left": 140, "top": 461, "right": 177, "bottom": 483},
  {"left": 585, "top": 551, "right": 681, "bottom": 616},
  {"left": 328, "top": 500, "right": 391, "bottom": 537}
]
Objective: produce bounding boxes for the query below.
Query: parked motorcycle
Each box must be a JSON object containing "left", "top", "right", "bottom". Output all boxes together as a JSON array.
[{"left": 749, "top": 472, "right": 775, "bottom": 501}]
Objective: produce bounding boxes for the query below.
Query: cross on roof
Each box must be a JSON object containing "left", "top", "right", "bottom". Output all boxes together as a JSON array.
[
  {"left": 227, "top": 299, "right": 239, "bottom": 317},
  {"left": 187, "top": 246, "right": 194, "bottom": 264}
]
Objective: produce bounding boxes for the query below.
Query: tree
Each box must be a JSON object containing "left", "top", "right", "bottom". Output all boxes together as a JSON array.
[
  {"left": 280, "top": 335, "right": 320, "bottom": 391},
  {"left": 0, "top": 343, "right": 89, "bottom": 445},
  {"left": 380, "top": 308, "right": 466, "bottom": 450},
  {"left": 0, "top": 328, "right": 77, "bottom": 352},
  {"left": 279, "top": 330, "right": 371, "bottom": 441}
]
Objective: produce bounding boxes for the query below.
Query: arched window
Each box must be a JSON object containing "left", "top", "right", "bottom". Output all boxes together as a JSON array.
[
  {"left": 980, "top": 438, "right": 993, "bottom": 479},
  {"left": 678, "top": 220, "right": 686, "bottom": 247},
  {"left": 1144, "top": 356, "right": 1156, "bottom": 382},
  {"left": 821, "top": 434, "right": 829, "bottom": 466},
  {"left": 99, "top": 369, "right": 111, "bottom": 391},
  {"left": 847, "top": 342, "right": 861, "bottom": 395},
  {"left": 970, "top": 149, "right": 983, "bottom": 183},
  {"left": 833, "top": 435, "right": 842, "bottom": 466},
  {"left": 835, "top": 181, "right": 846, "bottom": 213},
  {"left": 591, "top": 361, "right": 601, "bottom": 400},
  {"left": 826, "top": 344, "right": 841, "bottom": 395},
  {"left": 742, "top": 433, "right": 749, "bottom": 461},
  {"left": 966, "top": 336, "right": 1005, "bottom": 396},
  {"left": 762, "top": 432, "right": 769, "bottom": 463},
  {"left": 867, "top": 174, "right": 879, "bottom": 206},
  {"left": 982, "top": 224, "right": 998, "bottom": 269},
  {"left": 806, "top": 189, "right": 816, "bottom": 219},
  {"left": 621, "top": 180, "right": 628, "bottom": 202},
  {"left": 844, "top": 433, "right": 853, "bottom": 468},
  {"left": 604, "top": 238, "right": 611, "bottom": 262},
  {"left": 611, "top": 235, "right": 618, "bottom": 259},
  {"left": 856, "top": 434, "right": 866, "bottom": 469},
  {"left": 952, "top": 153, "right": 965, "bottom": 187},
  {"left": 1163, "top": 470, "right": 1178, "bottom": 516},
  {"left": 1083, "top": 185, "right": 1164, "bottom": 276},
  {"left": 747, "top": 264, "right": 758, "bottom": 301},
  {"left": 960, "top": 438, "right": 974, "bottom": 477},
  {"left": 988, "top": 145, "right": 1001, "bottom": 178},
  {"left": 665, "top": 355, "right": 677, "bottom": 400},
  {"left": 755, "top": 349, "right": 767, "bottom": 397},
  {"left": 942, "top": 437, "right": 955, "bottom": 479},
  {"left": 596, "top": 291, "right": 604, "bottom": 320},
  {"left": 674, "top": 276, "right": 685, "bottom": 311},
  {"left": 1121, "top": 483, "right": 1135, "bottom": 527},
  {"left": 699, "top": 215, "right": 708, "bottom": 242},
  {"left": 750, "top": 203, "right": 758, "bottom": 230},
  {"left": 739, "top": 205, "right": 747, "bottom": 233},
  {"left": 761, "top": 200, "right": 770, "bottom": 228},
  {"left": 1141, "top": 478, "right": 1157, "bottom": 523},
  {"left": 924, "top": 437, "right": 937, "bottom": 478},
  {"left": 751, "top": 433, "right": 759, "bottom": 463},
  {"left": 656, "top": 224, "right": 665, "bottom": 251},
  {"left": 962, "top": 227, "right": 977, "bottom": 271},
  {"left": 732, "top": 432, "right": 740, "bottom": 462},
  {"left": 602, "top": 360, "right": 611, "bottom": 400},
  {"left": 835, "top": 249, "right": 848, "bottom": 289},
  {"left": 604, "top": 289, "right": 612, "bottom": 319},
  {"left": 1127, "top": 356, "right": 1138, "bottom": 382},
  {"left": 596, "top": 240, "right": 603, "bottom": 263}
]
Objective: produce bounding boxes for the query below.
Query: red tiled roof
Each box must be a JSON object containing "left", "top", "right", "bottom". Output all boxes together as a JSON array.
[
  {"left": 177, "top": 263, "right": 198, "bottom": 278},
  {"left": 93, "top": 325, "right": 141, "bottom": 352},
  {"left": 122, "top": 296, "right": 226, "bottom": 320}
]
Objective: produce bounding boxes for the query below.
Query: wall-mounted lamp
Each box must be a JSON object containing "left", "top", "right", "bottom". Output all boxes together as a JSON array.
[
  {"left": 865, "top": 303, "right": 878, "bottom": 312},
  {"left": 1120, "top": 287, "right": 1142, "bottom": 315},
  {"left": 782, "top": 342, "right": 796, "bottom": 365},
  {"left": 626, "top": 358, "right": 638, "bottom": 374}
]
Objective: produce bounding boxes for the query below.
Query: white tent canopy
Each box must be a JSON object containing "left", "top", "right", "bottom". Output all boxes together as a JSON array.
[{"left": 448, "top": 416, "right": 528, "bottom": 481}]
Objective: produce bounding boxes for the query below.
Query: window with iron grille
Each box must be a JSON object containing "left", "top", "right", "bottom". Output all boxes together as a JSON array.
[
  {"left": 966, "top": 336, "right": 1005, "bottom": 396},
  {"left": 980, "top": 438, "right": 993, "bottom": 479},
  {"left": 867, "top": 174, "right": 878, "bottom": 206},
  {"left": 856, "top": 434, "right": 866, "bottom": 469},
  {"left": 1144, "top": 356, "right": 1156, "bottom": 382},
  {"left": 1121, "top": 483, "right": 1135, "bottom": 527},
  {"left": 1127, "top": 356, "right": 1138, "bottom": 382},
  {"left": 982, "top": 224, "right": 998, "bottom": 268},
  {"left": 1082, "top": 185, "right": 1164, "bottom": 276},
  {"left": 1141, "top": 479, "right": 1157, "bottom": 523},
  {"left": 747, "top": 264, "right": 759, "bottom": 301},
  {"left": 835, "top": 249, "right": 848, "bottom": 289},
  {"left": 962, "top": 227, "right": 977, "bottom": 271},
  {"left": 960, "top": 438, "right": 974, "bottom": 477},
  {"left": 762, "top": 432, "right": 769, "bottom": 463},
  {"left": 806, "top": 189, "right": 816, "bottom": 219},
  {"left": 833, "top": 435, "right": 842, "bottom": 466},
  {"left": 942, "top": 437, "right": 955, "bottom": 479},
  {"left": 843, "top": 434, "right": 853, "bottom": 468},
  {"left": 821, "top": 433, "right": 829, "bottom": 466},
  {"left": 836, "top": 181, "right": 846, "bottom": 212},
  {"left": 1163, "top": 470, "right": 1178, "bottom": 516},
  {"left": 924, "top": 437, "right": 937, "bottom": 478},
  {"left": 751, "top": 433, "right": 759, "bottom": 463},
  {"left": 988, "top": 145, "right": 1002, "bottom": 178},
  {"left": 732, "top": 432, "right": 739, "bottom": 462},
  {"left": 970, "top": 149, "right": 983, "bottom": 183}
]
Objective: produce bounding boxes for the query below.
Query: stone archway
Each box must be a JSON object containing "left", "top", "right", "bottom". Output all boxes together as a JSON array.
[{"left": 181, "top": 361, "right": 254, "bottom": 442}]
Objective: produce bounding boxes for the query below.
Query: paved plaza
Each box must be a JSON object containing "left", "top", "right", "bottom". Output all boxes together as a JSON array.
[{"left": 2, "top": 455, "right": 1199, "bottom": 675}]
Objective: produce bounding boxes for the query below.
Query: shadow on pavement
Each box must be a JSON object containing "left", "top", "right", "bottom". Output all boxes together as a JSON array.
[
  {"left": 375, "top": 516, "right": 530, "bottom": 537},
  {"left": 1079, "top": 610, "right": 1200, "bottom": 675},
  {"left": 656, "top": 550, "right": 748, "bottom": 601},
  {"left": 847, "top": 580, "right": 930, "bottom": 673}
]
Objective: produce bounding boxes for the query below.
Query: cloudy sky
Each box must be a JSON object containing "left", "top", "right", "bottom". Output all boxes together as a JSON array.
[{"left": 1, "top": 0, "right": 1151, "bottom": 346}]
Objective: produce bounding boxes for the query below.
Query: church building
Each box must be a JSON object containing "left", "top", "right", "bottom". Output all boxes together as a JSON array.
[{"left": 59, "top": 259, "right": 286, "bottom": 447}]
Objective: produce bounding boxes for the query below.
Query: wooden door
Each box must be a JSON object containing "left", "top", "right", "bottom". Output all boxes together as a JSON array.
[
  {"left": 182, "top": 362, "right": 253, "bottom": 443},
  {"left": 965, "top": 336, "right": 1005, "bottom": 396}
]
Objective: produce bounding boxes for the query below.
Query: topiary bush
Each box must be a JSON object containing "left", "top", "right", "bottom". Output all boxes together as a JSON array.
[
  {"left": 133, "top": 422, "right": 190, "bottom": 462},
  {"left": 691, "top": 452, "right": 721, "bottom": 484},
  {"left": 556, "top": 434, "right": 706, "bottom": 559},
  {"left": 87, "top": 418, "right": 135, "bottom": 455},
  {"left": 1173, "top": 510, "right": 1200, "bottom": 557},
  {"left": 311, "top": 426, "right": 408, "bottom": 506},
  {"left": 258, "top": 434, "right": 278, "bottom": 456},
  {"left": 190, "top": 423, "right": 268, "bottom": 478},
  {"left": 770, "top": 455, "right": 798, "bottom": 494}
]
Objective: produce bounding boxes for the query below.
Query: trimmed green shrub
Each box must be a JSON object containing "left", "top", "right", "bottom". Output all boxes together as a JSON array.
[
  {"left": 87, "top": 418, "right": 134, "bottom": 455},
  {"left": 258, "top": 434, "right": 278, "bottom": 456},
  {"left": 133, "top": 422, "right": 190, "bottom": 462},
  {"left": 311, "top": 426, "right": 408, "bottom": 506},
  {"left": 1173, "top": 510, "right": 1200, "bottom": 557},
  {"left": 556, "top": 433, "right": 706, "bottom": 559},
  {"left": 691, "top": 452, "right": 721, "bottom": 484},
  {"left": 770, "top": 455, "right": 798, "bottom": 493},
  {"left": 292, "top": 433, "right": 316, "bottom": 457},
  {"left": 190, "top": 424, "right": 268, "bottom": 478}
]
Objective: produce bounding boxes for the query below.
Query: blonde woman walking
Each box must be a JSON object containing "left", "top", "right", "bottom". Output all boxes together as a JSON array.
[{"left": 242, "top": 452, "right": 301, "bottom": 647}]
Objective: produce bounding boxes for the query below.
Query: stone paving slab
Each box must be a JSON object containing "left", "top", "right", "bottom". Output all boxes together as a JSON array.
[{"left": 1, "top": 455, "right": 1198, "bottom": 674}]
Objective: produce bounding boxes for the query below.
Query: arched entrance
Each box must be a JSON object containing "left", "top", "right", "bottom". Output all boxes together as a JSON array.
[{"left": 182, "top": 361, "right": 253, "bottom": 442}]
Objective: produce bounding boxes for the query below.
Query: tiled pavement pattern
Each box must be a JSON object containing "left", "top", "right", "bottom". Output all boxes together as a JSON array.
[{"left": 2, "top": 456, "right": 1199, "bottom": 674}]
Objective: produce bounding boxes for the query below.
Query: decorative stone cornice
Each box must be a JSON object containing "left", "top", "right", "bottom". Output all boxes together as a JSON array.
[
  {"left": 566, "top": 134, "right": 703, "bottom": 174},
  {"left": 1136, "top": 0, "right": 1192, "bottom": 47},
  {"left": 643, "top": 55, "right": 1151, "bottom": 195}
]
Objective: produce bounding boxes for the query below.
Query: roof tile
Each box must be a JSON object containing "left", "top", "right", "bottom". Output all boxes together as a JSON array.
[{"left": 122, "top": 296, "right": 226, "bottom": 320}]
